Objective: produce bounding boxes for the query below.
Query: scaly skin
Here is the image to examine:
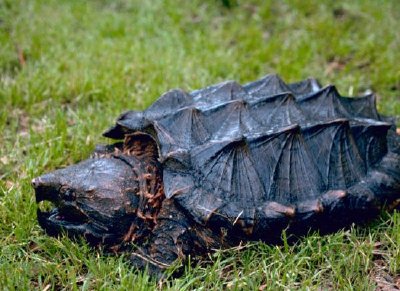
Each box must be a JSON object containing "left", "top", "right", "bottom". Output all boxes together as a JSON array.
[
  {"left": 32, "top": 133, "right": 230, "bottom": 277},
  {"left": 32, "top": 75, "right": 400, "bottom": 278},
  {"left": 130, "top": 199, "right": 230, "bottom": 278}
]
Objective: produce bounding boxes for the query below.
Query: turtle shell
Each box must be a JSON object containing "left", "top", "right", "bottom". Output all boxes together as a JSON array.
[{"left": 104, "top": 74, "right": 400, "bottom": 239}]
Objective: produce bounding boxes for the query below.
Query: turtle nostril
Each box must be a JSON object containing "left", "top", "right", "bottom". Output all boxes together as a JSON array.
[{"left": 31, "top": 178, "right": 40, "bottom": 189}]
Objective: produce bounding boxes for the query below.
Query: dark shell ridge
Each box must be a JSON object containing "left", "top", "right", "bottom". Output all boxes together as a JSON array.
[{"left": 104, "top": 74, "right": 400, "bottom": 237}]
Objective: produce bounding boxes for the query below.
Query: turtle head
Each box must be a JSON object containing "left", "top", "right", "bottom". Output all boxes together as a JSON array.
[{"left": 32, "top": 155, "right": 143, "bottom": 245}]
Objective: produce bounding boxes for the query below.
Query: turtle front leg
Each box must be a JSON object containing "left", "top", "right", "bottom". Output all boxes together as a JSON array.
[{"left": 129, "top": 199, "right": 226, "bottom": 278}]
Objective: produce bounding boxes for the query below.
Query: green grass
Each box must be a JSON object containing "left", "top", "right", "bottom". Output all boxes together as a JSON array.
[{"left": 1, "top": 0, "right": 399, "bottom": 289}]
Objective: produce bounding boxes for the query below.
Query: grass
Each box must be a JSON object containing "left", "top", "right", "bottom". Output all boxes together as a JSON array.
[{"left": 0, "top": 0, "right": 399, "bottom": 289}]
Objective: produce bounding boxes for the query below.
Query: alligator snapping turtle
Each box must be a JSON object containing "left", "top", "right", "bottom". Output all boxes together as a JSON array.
[{"left": 32, "top": 74, "right": 400, "bottom": 276}]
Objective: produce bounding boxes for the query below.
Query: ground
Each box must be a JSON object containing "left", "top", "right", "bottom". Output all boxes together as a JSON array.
[{"left": 0, "top": 0, "right": 399, "bottom": 289}]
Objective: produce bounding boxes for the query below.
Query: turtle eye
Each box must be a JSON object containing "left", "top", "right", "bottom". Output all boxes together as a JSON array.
[{"left": 60, "top": 187, "right": 76, "bottom": 201}]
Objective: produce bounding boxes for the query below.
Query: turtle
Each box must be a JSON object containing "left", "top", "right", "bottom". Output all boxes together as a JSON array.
[{"left": 32, "top": 74, "right": 400, "bottom": 276}]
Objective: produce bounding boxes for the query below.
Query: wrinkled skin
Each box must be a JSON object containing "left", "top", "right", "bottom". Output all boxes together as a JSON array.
[{"left": 32, "top": 136, "right": 227, "bottom": 277}]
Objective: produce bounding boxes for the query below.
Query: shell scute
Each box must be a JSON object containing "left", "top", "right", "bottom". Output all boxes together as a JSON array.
[{"left": 105, "top": 74, "right": 400, "bottom": 236}]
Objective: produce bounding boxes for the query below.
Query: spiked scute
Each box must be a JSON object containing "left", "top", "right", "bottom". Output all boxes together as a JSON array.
[
  {"left": 35, "top": 74, "right": 400, "bottom": 276},
  {"left": 104, "top": 74, "right": 400, "bottom": 238}
]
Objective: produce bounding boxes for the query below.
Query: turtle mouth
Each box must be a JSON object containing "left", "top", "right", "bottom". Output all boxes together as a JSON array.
[
  {"left": 34, "top": 185, "right": 121, "bottom": 245},
  {"left": 34, "top": 182, "right": 89, "bottom": 234},
  {"left": 37, "top": 201, "right": 89, "bottom": 227}
]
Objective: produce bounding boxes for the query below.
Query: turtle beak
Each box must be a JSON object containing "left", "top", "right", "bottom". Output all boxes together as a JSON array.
[
  {"left": 32, "top": 174, "right": 61, "bottom": 236},
  {"left": 32, "top": 174, "right": 61, "bottom": 204},
  {"left": 32, "top": 173, "right": 63, "bottom": 233},
  {"left": 32, "top": 173, "right": 88, "bottom": 235}
]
